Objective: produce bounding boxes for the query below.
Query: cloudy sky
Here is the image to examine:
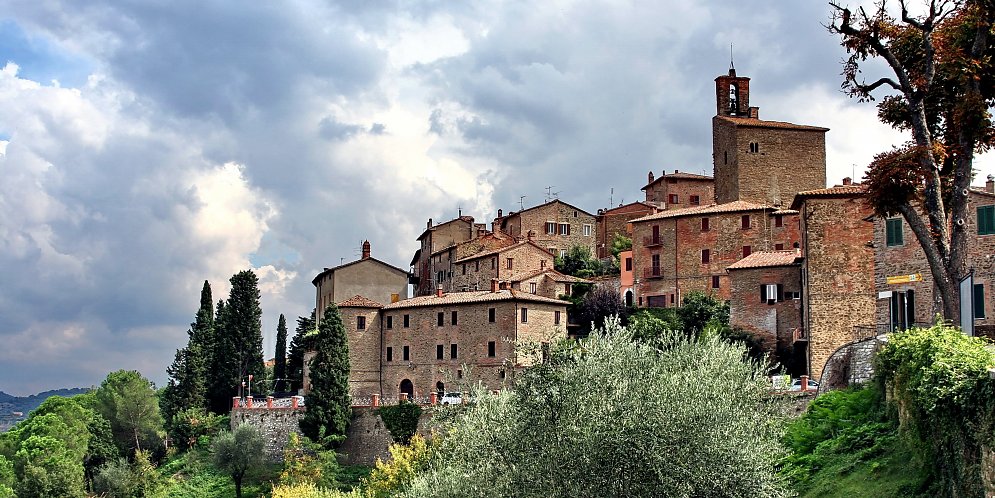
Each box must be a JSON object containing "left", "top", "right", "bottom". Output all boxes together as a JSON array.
[{"left": 1, "top": 1, "right": 991, "bottom": 395}]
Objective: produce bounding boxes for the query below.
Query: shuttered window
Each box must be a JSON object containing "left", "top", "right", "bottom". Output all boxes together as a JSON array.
[
  {"left": 978, "top": 205, "right": 995, "bottom": 235},
  {"left": 975, "top": 284, "right": 986, "bottom": 319},
  {"left": 886, "top": 218, "right": 904, "bottom": 246}
]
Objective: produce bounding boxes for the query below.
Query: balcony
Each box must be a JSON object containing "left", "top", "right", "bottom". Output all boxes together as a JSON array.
[
  {"left": 643, "top": 267, "right": 664, "bottom": 279},
  {"left": 643, "top": 235, "right": 664, "bottom": 247}
]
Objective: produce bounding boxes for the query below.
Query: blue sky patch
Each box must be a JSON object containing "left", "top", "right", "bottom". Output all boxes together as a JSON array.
[{"left": 0, "top": 19, "right": 92, "bottom": 88}]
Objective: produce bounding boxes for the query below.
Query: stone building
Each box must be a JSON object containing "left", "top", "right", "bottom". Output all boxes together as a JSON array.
[
  {"left": 595, "top": 201, "right": 658, "bottom": 259},
  {"left": 791, "top": 182, "right": 876, "bottom": 381},
  {"left": 312, "top": 240, "right": 409, "bottom": 325},
  {"left": 450, "top": 239, "right": 557, "bottom": 293},
  {"left": 493, "top": 199, "right": 597, "bottom": 257},
  {"left": 630, "top": 201, "right": 801, "bottom": 307},
  {"left": 711, "top": 67, "right": 828, "bottom": 207},
  {"left": 872, "top": 179, "right": 995, "bottom": 336},
  {"left": 427, "top": 230, "right": 517, "bottom": 293},
  {"left": 410, "top": 216, "right": 486, "bottom": 296},
  {"left": 726, "top": 250, "right": 805, "bottom": 374},
  {"left": 641, "top": 170, "right": 715, "bottom": 209}
]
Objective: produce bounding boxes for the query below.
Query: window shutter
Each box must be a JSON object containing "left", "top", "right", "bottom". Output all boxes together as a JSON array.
[
  {"left": 975, "top": 284, "right": 986, "bottom": 319},
  {"left": 906, "top": 290, "right": 916, "bottom": 328},
  {"left": 760, "top": 285, "right": 766, "bottom": 303},
  {"left": 776, "top": 284, "right": 784, "bottom": 302},
  {"left": 890, "top": 293, "right": 900, "bottom": 330}
]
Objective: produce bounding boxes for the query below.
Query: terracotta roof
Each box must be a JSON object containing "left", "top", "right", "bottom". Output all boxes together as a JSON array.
[
  {"left": 381, "top": 289, "right": 568, "bottom": 310},
  {"left": 972, "top": 188, "right": 995, "bottom": 199},
  {"left": 790, "top": 185, "right": 867, "bottom": 209},
  {"left": 496, "top": 199, "right": 595, "bottom": 221},
  {"left": 417, "top": 216, "right": 475, "bottom": 241},
  {"left": 716, "top": 115, "right": 829, "bottom": 132},
  {"left": 510, "top": 268, "right": 592, "bottom": 284},
  {"left": 337, "top": 295, "right": 384, "bottom": 308},
  {"left": 600, "top": 201, "right": 659, "bottom": 215},
  {"left": 642, "top": 171, "right": 714, "bottom": 190},
  {"left": 629, "top": 200, "right": 775, "bottom": 222},
  {"left": 312, "top": 257, "right": 409, "bottom": 285},
  {"left": 454, "top": 239, "right": 551, "bottom": 263},
  {"left": 727, "top": 250, "right": 802, "bottom": 270}
]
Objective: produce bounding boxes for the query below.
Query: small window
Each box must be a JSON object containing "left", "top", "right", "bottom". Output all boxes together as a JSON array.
[
  {"left": 701, "top": 218, "right": 710, "bottom": 232},
  {"left": 560, "top": 249, "right": 567, "bottom": 258},
  {"left": 541, "top": 260, "right": 546, "bottom": 269},
  {"left": 701, "top": 249, "right": 710, "bottom": 264},
  {"left": 475, "top": 260, "right": 480, "bottom": 271},
  {"left": 506, "top": 258, "right": 514, "bottom": 270},
  {"left": 500, "top": 370, "right": 506, "bottom": 379},
  {"left": 559, "top": 223, "right": 570, "bottom": 235},
  {"left": 574, "top": 210, "right": 578, "bottom": 217},
  {"left": 437, "top": 344, "right": 444, "bottom": 360},
  {"left": 978, "top": 206, "right": 995, "bottom": 235},
  {"left": 357, "top": 316, "right": 366, "bottom": 330},
  {"left": 521, "top": 307, "right": 528, "bottom": 323},
  {"left": 976, "top": 283, "right": 986, "bottom": 319},
  {"left": 749, "top": 142, "right": 759, "bottom": 153},
  {"left": 403, "top": 314, "right": 410, "bottom": 328},
  {"left": 492, "top": 257, "right": 496, "bottom": 269},
  {"left": 761, "top": 284, "right": 783, "bottom": 303},
  {"left": 668, "top": 194, "right": 679, "bottom": 204},
  {"left": 741, "top": 215, "right": 750, "bottom": 229},
  {"left": 403, "top": 345, "right": 410, "bottom": 361},
  {"left": 489, "top": 307, "right": 496, "bottom": 322},
  {"left": 775, "top": 214, "right": 783, "bottom": 227},
  {"left": 548, "top": 247, "right": 557, "bottom": 255},
  {"left": 386, "top": 347, "right": 393, "bottom": 361},
  {"left": 724, "top": 151, "right": 728, "bottom": 164},
  {"left": 457, "top": 369, "right": 463, "bottom": 379},
  {"left": 712, "top": 275, "right": 720, "bottom": 289},
  {"left": 451, "top": 310, "right": 458, "bottom": 325},
  {"left": 530, "top": 282, "right": 537, "bottom": 293},
  {"left": 545, "top": 222, "right": 556, "bottom": 234},
  {"left": 886, "top": 218, "right": 904, "bottom": 246},
  {"left": 450, "top": 343, "right": 458, "bottom": 359},
  {"left": 386, "top": 316, "right": 393, "bottom": 329},
  {"left": 437, "top": 312, "right": 444, "bottom": 326},
  {"left": 690, "top": 195, "right": 700, "bottom": 206},
  {"left": 625, "top": 257, "right": 632, "bottom": 271},
  {"left": 775, "top": 243, "right": 784, "bottom": 251},
  {"left": 462, "top": 264, "right": 466, "bottom": 275},
  {"left": 555, "top": 310, "right": 561, "bottom": 325},
  {"left": 583, "top": 224, "right": 592, "bottom": 236},
  {"left": 488, "top": 341, "right": 496, "bottom": 357},
  {"left": 743, "top": 245, "right": 752, "bottom": 258}
]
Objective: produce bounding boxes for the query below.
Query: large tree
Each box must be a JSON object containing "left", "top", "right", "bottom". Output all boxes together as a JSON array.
[
  {"left": 287, "top": 311, "right": 316, "bottom": 393},
  {"left": 299, "top": 305, "right": 351, "bottom": 444},
  {"left": 829, "top": 0, "right": 995, "bottom": 318},
  {"left": 162, "top": 282, "right": 214, "bottom": 422},
  {"left": 212, "top": 424, "right": 265, "bottom": 498},
  {"left": 208, "top": 271, "right": 265, "bottom": 412},
  {"left": 93, "top": 370, "right": 164, "bottom": 455},
  {"left": 274, "top": 314, "right": 289, "bottom": 393}
]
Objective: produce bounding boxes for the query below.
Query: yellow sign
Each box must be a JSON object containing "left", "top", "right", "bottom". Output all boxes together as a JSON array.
[{"left": 886, "top": 273, "right": 924, "bottom": 285}]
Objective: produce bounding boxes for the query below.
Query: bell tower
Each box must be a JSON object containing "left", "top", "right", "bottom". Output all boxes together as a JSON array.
[{"left": 715, "top": 64, "right": 751, "bottom": 117}]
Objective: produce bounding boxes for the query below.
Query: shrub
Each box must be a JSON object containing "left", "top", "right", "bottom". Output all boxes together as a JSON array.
[
  {"left": 378, "top": 402, "right": 423, "bottom": 445},
  {"left": 280, "top": 433, "right": 340, "bottom": 489},
  {"left": 362, "top": 435, "right": 434, "bottom": 498}
]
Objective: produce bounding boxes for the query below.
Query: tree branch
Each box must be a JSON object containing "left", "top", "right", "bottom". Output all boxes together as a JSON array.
[{"left": 857, "top": 77, "right": 904, "bottom": 93}]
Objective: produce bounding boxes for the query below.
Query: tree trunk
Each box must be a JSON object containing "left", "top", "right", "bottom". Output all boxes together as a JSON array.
[{"left": 235, "top": 474, "right": 243, "bottom": 498}]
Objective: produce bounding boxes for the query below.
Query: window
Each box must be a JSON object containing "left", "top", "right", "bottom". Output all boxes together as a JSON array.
[
  {"left": 548, "top": 247, "right": 557, "bottom": 255},
  {"left": 668, "top": 194, "right": 679, "bottom": 204},
  {"left": 386, "top": 347, "right": 393, "bottom": 361},
  {"left": 386, "top": 316, "right": 393, "bottom": 329},
  {"left": 749, "top": 142, "right": 759, "bottom": 153},
  {"left": 978, "top": 205, "right": 995, "bottom": 235},
  {"left": 712, "top": 275, "right": 720, "bottom": 289},
  {"left": 886, "top": 218, "right": 904, "bottom": 246},
  {"left": 437, "top": 312, "right": 444, "bottom": 326},
  {"left": 976, "top": 284, "right": 986, "bottom": 319},
  {"left": 541, "top": 260, "right": 546, "bottom": 269},
  {"left": 357, "top": 316, "right": 366, "bottom": 330},
  {"left": 545, "top": 222, "right": 556, "bottom": 234},
  {"left": 457, "top": 369, "right": 463, "bottom": 379},
  {"left": 506, "top": 258, "right": 514, "bottom": 270},
  {"left": 724, "top": 151, "right": 728, "bottom": 164},
  {"left": 488, "top": 341, "right": 496, "bottom": 357},
  {"left": 560, "top": 249, "right": 567, "bottom": 258},
  {"left": 775, "top": 243, "right": 784, "bottom": 251},
  {"left": 451, "top": 310, "right": 458, "bottom": 325},
  {"left": 890, "top": 290, "right": 916, "bottom": 331},
  {"left": 651, "top": 225, "right": 660, "bottom": 244},
  {"left": 701, "top": 217, "right": 710, "bottom": 232},
  {"left": 761, "top": 284, "right": 783, "bottom": 303},
  {"left": 743, "top": 245, "right": 752, "bottom": 258},
  {"left": 554, "top": 310, "right": 561, "bottom": 325},
  {"left": 403, "top": 314, "right": 410, "bottom": 328},
  {"left": 651, "top": 254, "right": 661, "bottom": 276},
  {"left": 559, "top": 223, "right": 570, "bottom": 235},
  {"left": 492, "top": 257, "right": 496, "bottom": 269},
  {"left": 437, "top": 344, "right": 444, "bottom": 360},
  {"left": 450, "top": 343, "right": 458, "bottom": 359},
  {"left": 489, "top": 307, "right": 496, "bottom": 322},
  {"left": 701, "top": 249, "right": 710, "bottom": 264},
  {"left": 403, "top": 345, "right": 410, "bottom": 361},
  {"left": 574, "top": 210, "right": 578, "bottom": 217},
  {"left": 625, "top": 257, "right": 632, "bottom": 272},
  {"left": 741, "top": 215, "right": 750, "bottom": 229},
  {"left": 462, "top": 264, "right": 466, "bottom": 275},
  {"left": 475, "top": 260, "right": 480, "bottom": 271},
  {"left": 530, "top": 282, "right": 537, "bottom": 293},
  {"left": 690, "top": 195, "right": 700, "bottom": 206},
  {"left": 583, "top": 224, "right": 592, "bottom": 236},
  {"left": 521, "top": 307, "right": 528, "bottom": 323},
  {"left": 775, "top": 214, "right": 783, "bottom": 227}
]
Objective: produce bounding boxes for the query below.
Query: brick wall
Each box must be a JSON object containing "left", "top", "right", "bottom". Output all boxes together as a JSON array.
[
  {"left": 728, "top": 264, "right": 802, "bottom": 369},
  {"left": 451, "top": 242, "right": 555, "bottom": 292},
  {"left": 339, "top": 306, "right": 383, "bottom": 397},
  {"left": 500, "top": 201, "right": 597, "bottom": 256},
  {"left": 596, "top": 202, "right": 656, "bottom": 259},
  {"left": 643, "top": 177, "right": 716, "bottom": 209}
]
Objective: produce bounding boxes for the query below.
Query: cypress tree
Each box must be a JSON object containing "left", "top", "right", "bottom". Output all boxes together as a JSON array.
[
  {"left": 207, "top": 271, "right": 264, "bottom": 413},
  {"left": 274, "top": 314, "right": 288, "bottom": 392},
  {"left": 300, "top": 304, "right": 350, "bottom": 444},
  {"left": 287, "top": 311, "right": 315, "bottom": 392},
  {"left": 163, "top": 281, "right": 215, "bottom": 421}
]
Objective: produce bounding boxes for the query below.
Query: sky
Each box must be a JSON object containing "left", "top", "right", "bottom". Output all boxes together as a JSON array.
[{"left": 0, "top": 1, "right": 992, "bottom": 396}]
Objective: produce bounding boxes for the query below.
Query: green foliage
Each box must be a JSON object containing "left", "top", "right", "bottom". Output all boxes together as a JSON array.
[
  {"left": 377, "top": 402, "right": 422, "bottom": 445},
  {"left": 554, "top": 245, "right": 611, "bottom": 277},
  {"left": 275, "top": 314, "right": 289, "bottom": 392},
  {"left": 300, "top": 305, "right": 351, "bottom": 444},
  {"left": 212, "top": 424, "right": 265, "bottom": 498},
  {"left": 13, "top": 434, "right": 86, "bottom": 497},
  {"left": 209, "top": 271, "right": 265, "bottom": 413},
  {"left": 164, "top": 281, "right": 215, "bottom": 422},
  {"left": 279, "top": 433, "right": 340, "bottom": 490},
  {"left": 0, "top": 455, "right": 13, "bottom": 498},
  {"left": 402, "top": 317, "right": 789, "bottom": 497},
  {"left": 573, "top": 284, "right": 626, "bottom": 336},
  {"left": 95, "top": 370, "right": 164, "bottom": 455},
  {"left": 609, "top": 232, "right": 632, "bottom": 259},
  {"left": 169, "top": 408, "right": 228, "bottom": 450},
  {"left": 875, "top": 324, "right": 995, "bottom": 497},
  {"left": 363, "top": 435, "right": 434, "bottom": 498},
  {"left": 677, "top": 291, "right": 729, "bottom": 334},
  {"left": 93, "top": 449, "right": 164, "bottom": 498},
  {"left": 271, "top": 482, "right": 359, "bottom": 498},
  {"left": 288, "top": 311, "right": 316, "bottom": 393}
]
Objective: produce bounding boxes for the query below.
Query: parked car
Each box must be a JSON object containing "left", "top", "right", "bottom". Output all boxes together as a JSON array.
[
  {"left": 789, "top": 378, "right": 820, "bottom": 391},
  {"left": 439, "top": 392, "right": 464, "bottom": 405}
]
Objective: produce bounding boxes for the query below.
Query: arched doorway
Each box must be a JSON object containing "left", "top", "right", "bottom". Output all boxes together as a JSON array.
[
  {"left": 436, "top": 381, "right": 445, "bottom": 396},
  {"left": 399, "top": 379, "right": 414, "bottom": 399},
  {"left": 625, "top": 290, "right": 634, "bottom": 307}
]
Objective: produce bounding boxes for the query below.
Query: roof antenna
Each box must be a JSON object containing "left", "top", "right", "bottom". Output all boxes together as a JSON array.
[
  {"left": 519, "top": 195, "right": 526, "bottom": 210},
  {"left": 729, "top": 43, "right": 736, "bottom": 76}
]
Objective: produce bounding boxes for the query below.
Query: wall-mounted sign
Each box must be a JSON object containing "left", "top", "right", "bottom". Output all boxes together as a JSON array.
[{"left": 886, "top": 273, "right": 923, "bottom": 285}]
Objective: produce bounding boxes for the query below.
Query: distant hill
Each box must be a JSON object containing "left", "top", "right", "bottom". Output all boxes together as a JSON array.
[{"left": 0, "top": 388, "right": 91, "bottom": 432}]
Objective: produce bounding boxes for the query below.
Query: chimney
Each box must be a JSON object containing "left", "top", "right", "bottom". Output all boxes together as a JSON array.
[
  {"left": 361, "top": 240, "right": 371, "bottom": 259},
  {"left": 491, "top": 278, "right": 499, "bottom": 293},
  {"left": 647, "top": 171, "right": 654, "bottom": 184},
  {"left": 526, "top": 230, "right": 535, "bottom": 241},
  {"left": 427, "top": 218, "right": 433, "bottom": 229},
  {"left": 436, "top": 286, "right": 444, "bottom": 298},
  {"left": 842, "top": 177, "right": 852, "bottom": 186},
  {"left": 987, "top": 174, "right": 994, "bottom": 194},
  {"left": 674, "top": 169, "right": 679, "bottom": 174},
  {"left": 748, "top": 106, "right": 759, "bottom": 119}
]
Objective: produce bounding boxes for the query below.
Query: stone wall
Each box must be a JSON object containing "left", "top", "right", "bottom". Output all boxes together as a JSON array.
[
  {"left": 230, "top": 407, "right": 305, "bottom": 462},
  {"left": 339, "top": 406, "right": 436, "bottom": 466},
  {"left": 728, "top": 263, "right": 803, "bottom": 371},
  {"left": 817, "top": 334, "right": 887, "bottom": 393}
]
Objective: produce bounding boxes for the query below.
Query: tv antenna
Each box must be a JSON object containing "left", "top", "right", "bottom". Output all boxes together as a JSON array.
[
  {"left": 519, "top": 196, "right": 526, "bottom": 210},
  {"left": 544, "top": 186, "right": 559, "bottom": 201}
]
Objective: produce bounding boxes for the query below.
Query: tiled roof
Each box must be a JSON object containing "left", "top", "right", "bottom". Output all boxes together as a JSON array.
[
  {"left": 600, "top": 201, "right": 658, "bottom": 215},
  {"left": 716, "top": 116, "right": 829, "bottom": 132},
  {"left": 629, "top": 200, "right": 775, "bottom": 222},
  {"left": 454, "top": 239, "right": 550, "bottom": 263},
  {"left": 642, "top": 172, "right": 714, "bottom": 190},
  {"left": 417, "top": 216, "right": 475, "bottom": 241},
  {"left": 381, "top": 289, "right": 568, "bottom": 310},
  {"left": 510, "top": 268, "right": 591, "bottom": 284},
  {"left": 789, "top": 184, "right": 867, "bottom": 210},
  {"left": 312, "top": 257, "right": 409, "bottom": 285},
  {"left": 726, "top": 250, "right": 801, "bottom": 270},
  {"left": 337, "top": 295, "right": 384, "bottom": 308},
  {"left": 497, "top": 199, "right": 595, "bottom": 221}
]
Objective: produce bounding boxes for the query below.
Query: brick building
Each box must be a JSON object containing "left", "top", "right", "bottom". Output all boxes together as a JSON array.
[
  {"left": 727, "top": 250, "right": 805, "bottom": 374},
  {"left": 493, "top": 200, "right": 597, "bottom": 257},
  {"left": 872, "top": 179, "right": 995, "bottom": 336},
  {"left": 411, "top": 216, "right": 485, "bottom": 296},
  {"left": 595, "top": 201, "right": 658, "bottom": 259},
  {"left": 630, "top": 201, "right": 801, "bottom": 307},
  {"left": 312, "top": 240, "right": 409, "bottom": 325},
  {"left": 641, "top": 170, "right": 715, "bottom": 209},
  {"left": 711, "top": 67, "right": 828, "bottom": 206},
  {"left": 791, "top": 183, "right": 876, "bottom": 381}
]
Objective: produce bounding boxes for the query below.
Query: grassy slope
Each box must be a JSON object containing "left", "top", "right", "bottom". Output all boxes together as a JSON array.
[{"left": 795, "top": 435, "right": 929, "bottom": 498}]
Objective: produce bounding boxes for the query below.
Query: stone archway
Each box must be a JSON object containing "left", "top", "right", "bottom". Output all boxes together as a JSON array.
[
  {"left": 625, "top": 290, "right": 634, "bottom": 307},
  {"left": 399, "top": 379, "right": 414, "bottom": 398}
]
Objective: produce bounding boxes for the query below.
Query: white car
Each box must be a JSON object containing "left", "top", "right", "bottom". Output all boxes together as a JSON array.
[
  {"left": 439, "top": 392, "right": 464, "bottom": 405},
  {"left": 789, "top": 378, "right": 820, "bottom": 391}
]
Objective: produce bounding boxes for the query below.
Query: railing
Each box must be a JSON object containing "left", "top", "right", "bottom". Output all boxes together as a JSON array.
[
  {"left": 643, "top": 236, "right": 663, "bottom": 247},
  {"left": 642, "top": 268, "right": 664, "bottom": 279},
  {"left": 232, "top": 396, "right": 304, "bottom": 409}
]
